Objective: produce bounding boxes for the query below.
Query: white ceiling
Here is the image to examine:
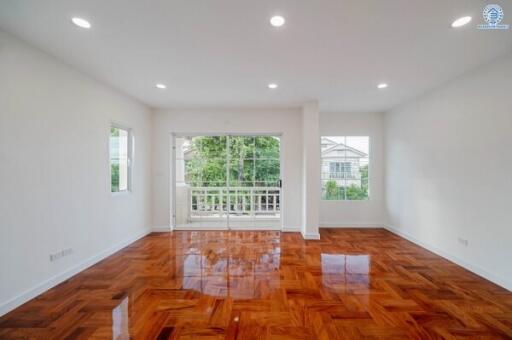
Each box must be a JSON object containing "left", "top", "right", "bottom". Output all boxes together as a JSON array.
[{"left": 0, "top": 0, "right": 511, "bottom": 112}]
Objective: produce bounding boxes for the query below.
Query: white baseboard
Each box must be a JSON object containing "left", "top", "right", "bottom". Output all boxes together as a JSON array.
[
  {"left": 302, "top": 232, "right": 321, "bottom": 240},
  {"left": 151, "top": 225, "right": 171, "bottom": 232},
  {"left": 229, "top": 226, "right": 281, "bottom": 231},
  {"left": 0, "top": 228, "right": 151, "bottom": 317},
  {"left": 173, "top": 226, "right": 229, "bottom": 231},
  {"left": 282, "top": 226, "right": 301, "bottom": 232},
  {"left": 172, "top": 226, "right": 283, "bottom": 231},
  {"left": 320, "top": 222, "right": 384, "bottom": 228},
  {"left": 384, "top": 225, "right": 512, "bottom": 292}
]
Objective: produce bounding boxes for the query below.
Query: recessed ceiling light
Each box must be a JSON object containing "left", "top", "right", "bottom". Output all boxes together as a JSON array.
[
  {"left": 156, "top": 83, "right": 167, "bottom": 89},
  {"left": 451, "top": 16, "right": 472, "bottom": 28},
  {"left": 377, "top": 83, "right": 388, "bottom": 89},
  {"left": 270, "top": 16, "right": 285, "bottom": 27},
  {"left": 71, "top": 17, "right": 91, "bottom": 29},
  {"left": 268, "top": 83, "right": 278, "bottom": 89}
]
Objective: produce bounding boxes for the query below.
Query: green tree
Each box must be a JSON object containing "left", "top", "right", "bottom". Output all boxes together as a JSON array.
[
  {"left": 110, "top": 127, "right": 120, "bottom": 191},
  {"left": 360, "top": 164, "right": 369, "bottom": 192},
  {"left": 345, "top": 165, "right": 369, "bottom": 200},
  {"left": 346, "top": 184, "right": 367, "bottom": 200},
  {"left": 323, "top": 164, "right": 369, "bottom": 200},
  {"left": 324, "top": 180, "right": 339, "bottom": 200},
  {"left": 111, "top": 165, "right": 119, "bottom": 191},
  {"left": 185, "top": 136, "right": 280, "bottom": 187}
]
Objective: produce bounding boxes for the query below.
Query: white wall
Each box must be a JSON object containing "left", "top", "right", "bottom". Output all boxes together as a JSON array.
[
  {"left": 0, "top": 31, "right": 152, "bottom": 315},
  {"left": 385, "top": 52, "right": 512, "bottom": 290},
  {"left": 320, "top": 112, "right": 386, "bottom": 227},
  {"left": 151, "top": 108, "right": 303, "bottom": 231}
]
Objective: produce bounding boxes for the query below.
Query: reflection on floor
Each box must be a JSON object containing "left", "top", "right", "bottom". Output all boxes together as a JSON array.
[
  {"left": 1, "top": 229, "right": 512, "bottom": 339},
  {"left": 174, "top": 219, "right": 281, "bottom": 230}
]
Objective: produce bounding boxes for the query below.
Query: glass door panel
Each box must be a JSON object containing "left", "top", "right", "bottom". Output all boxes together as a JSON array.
[
  {"left": 255, "top": 136, "right": 280, "bottom": 159},
  {"left": 174, "top": 135, "right": 281, "bottom": 230},
  {"left": 174, "top": 136, "right": 228, "bottom": 229},
  {"left": 227, "top": 136, "right": 281, "bottom": 230},
  {"left": 229, "top": 159, "right": 255, "bottom": 187}
]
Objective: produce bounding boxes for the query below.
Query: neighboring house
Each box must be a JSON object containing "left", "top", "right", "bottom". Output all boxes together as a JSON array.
[{"left": 321, "top": 137, "right": 367, "bottom": 187}]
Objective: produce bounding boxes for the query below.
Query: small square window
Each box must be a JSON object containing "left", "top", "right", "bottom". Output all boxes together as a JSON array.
[
  {"left": 110, "top": 126, "right": 132, "bottom": 193},
  {"left": 321, "top": 136, "right": 369, "bottom": 200}
]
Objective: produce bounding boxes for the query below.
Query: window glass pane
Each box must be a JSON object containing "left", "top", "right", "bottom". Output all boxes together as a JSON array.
[
  {"left": 255, "top": 136, "right": 280, "bottom": 159},
  {"left": 321, "top": 136, "right": 369, "bottom": 201},
  {"left": 183, "top": 137, "right": 228, "bottom": 187},
  {"left": 255, "top": 159, "right": 280, "bottom": 187},
  {"left": 201, "top": 158, "right": 227, "bottom": 187},
  {"left": 229, "top": 136, "right": 255, "bottom": 159},
  {"left": 229, "top": 159, "right": 254, "bottom": 187},
  {"left": 196, "top": 136, "right": 227, "bottom": 158},
  {"left": 110, "top": 127, "right": 129, "bottom": 192}
]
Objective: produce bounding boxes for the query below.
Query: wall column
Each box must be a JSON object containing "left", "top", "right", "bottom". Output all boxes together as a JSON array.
[
  {"left": 302, "top": 101, "right": 321, "bottom": 239},
  {"left": 174, "top": 137, "right": 190, "bottom": 226}
]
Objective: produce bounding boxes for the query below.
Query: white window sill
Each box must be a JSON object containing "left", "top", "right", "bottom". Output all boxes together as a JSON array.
[
  {"left": 111, "top": 190, "right": 132, "bottom": 197},
  {"left": 322, "top": 199, "right": 371, "bottom": 202}
]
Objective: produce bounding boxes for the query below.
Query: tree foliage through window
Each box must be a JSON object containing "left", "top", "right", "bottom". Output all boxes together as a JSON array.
[{"left": 185, "top": 136, "right": 280, "bottom": 187}]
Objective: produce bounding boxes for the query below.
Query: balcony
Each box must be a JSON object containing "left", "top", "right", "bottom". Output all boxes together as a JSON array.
[
  {"left": 190, "top": 186, "right": 280, "bottom": 219},
  {"left": 323, "top": 171, "right": 359, "bottom": 180},
  {"left": 175, "top": 185, "right": 281, "bottom": 229},
  {"left": 173, "top": 136, "right": 282, "bottom": 229}
]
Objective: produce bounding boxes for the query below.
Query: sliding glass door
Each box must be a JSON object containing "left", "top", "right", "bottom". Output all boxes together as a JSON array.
[
  {"left": 173, "top": 135, "right": 281, "bottom": 230},
  {"left": 227, "top": 136, "right": 281, "bottom": 229}
]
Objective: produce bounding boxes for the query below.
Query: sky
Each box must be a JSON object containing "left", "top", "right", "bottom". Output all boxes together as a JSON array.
[{"left": 324, "top": 136, "right": 369, "bottom": 155}]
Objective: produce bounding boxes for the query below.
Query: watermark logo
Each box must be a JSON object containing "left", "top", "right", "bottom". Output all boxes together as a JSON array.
[{"left": 478, "top": 4, "right": 509, "bottom": 29}]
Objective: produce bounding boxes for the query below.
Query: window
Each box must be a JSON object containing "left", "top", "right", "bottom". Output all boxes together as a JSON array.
[
  {"left": 329, "top": 162, "right": 352, "bottom": 179},
  {"left": 110, "top": 126, "right": 132, "bottom": 192},
  {"left": 321, "top": 136, "right": 369, "bottom": 200}
]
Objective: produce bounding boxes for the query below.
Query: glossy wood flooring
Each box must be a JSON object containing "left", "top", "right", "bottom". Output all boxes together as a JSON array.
[{"left": 1, "top": 229, "right": 512, "bottom": 339}]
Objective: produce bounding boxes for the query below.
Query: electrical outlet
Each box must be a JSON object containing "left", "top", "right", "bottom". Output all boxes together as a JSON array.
[
  {"left": 50, "top": 248, "right": 73, "bottom": 262},
  {"left": 457, "top": 237, "right": 469, "bottom": 247}
]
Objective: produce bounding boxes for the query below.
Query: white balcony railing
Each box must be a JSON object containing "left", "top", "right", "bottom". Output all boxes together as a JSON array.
[
  {"left": 322, "top": 171, "right": 359, "bottom": 180},
  {"left": 190, "top": 187, "right": 280, "bottom": 220}
]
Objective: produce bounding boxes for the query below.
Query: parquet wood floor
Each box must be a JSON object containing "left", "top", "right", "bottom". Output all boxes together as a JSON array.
[{"left": 1, "top": 228, "right": 512, "bottom": 339}]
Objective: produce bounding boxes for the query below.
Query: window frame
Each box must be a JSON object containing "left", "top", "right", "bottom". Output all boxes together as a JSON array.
[
  {"left": 321, "top": 136, "right": 370, "bottom": 201},
  {"left": 109, "top": 123, "right": 133, "bottom": 194}
]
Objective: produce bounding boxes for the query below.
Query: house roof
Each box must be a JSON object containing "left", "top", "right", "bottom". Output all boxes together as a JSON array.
[
  {"left": 321, "top": 137, "right": 339, "bottom": 146},
  {"left": 321, "top": 138, "right": 367, "bottom": 158}
]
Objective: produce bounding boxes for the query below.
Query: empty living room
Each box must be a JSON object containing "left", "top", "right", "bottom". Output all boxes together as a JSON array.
[{"left": 1, "top": 1, "right": 512, "bottom": 339}]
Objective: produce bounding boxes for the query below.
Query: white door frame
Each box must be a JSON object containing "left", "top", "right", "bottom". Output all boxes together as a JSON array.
[{"left": 170, "top": 133, "right": 283, "bottom": 231}]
